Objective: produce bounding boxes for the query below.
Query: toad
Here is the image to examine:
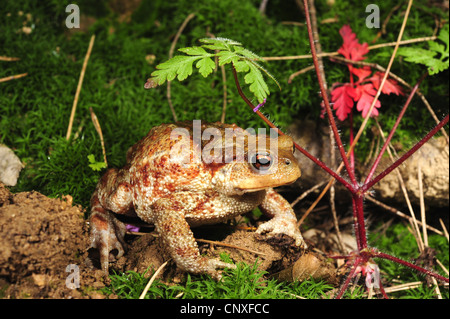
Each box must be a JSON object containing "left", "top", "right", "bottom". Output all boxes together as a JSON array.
[{"left": 89, "top": 121, "right": 306, "bottom": 279}]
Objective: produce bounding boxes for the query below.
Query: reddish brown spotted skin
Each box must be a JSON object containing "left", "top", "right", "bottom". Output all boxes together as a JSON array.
[{"left": 89, "top": 121, "right": 306, "bottom": 279}]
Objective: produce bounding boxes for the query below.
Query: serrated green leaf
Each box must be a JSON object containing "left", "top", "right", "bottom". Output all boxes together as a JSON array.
[
  {"left": 398, "top": 47, "right": 436, "bottom": 62},
  {"left": 217, "top": 50, "right": 240, "bottom": 66},
  {"left": 196, "top": 57, "right": 216, "bottom": 77},
  {"left": 200, "top": 37, "right": 242, "bottom": 46},
  {"left": 178, "top": 46, "right": 209, "bottom": 56},
  {"left": 232, "top": 60, "right": 250, "bottom": 73},
  {"left": 397, "top": 25, "right": 449, "bottom": 75},
  {"left": 427, "top": 59, "right": 448, "bottom": 75},
  {"left": 244, "top": 62, "right": 270, "bottom": 103},
  {"left": 151, "top": 55, "right": 201, "bottom": 84},
  {"left": 234, "top": 46, "right": 264, "bottom": 62}
]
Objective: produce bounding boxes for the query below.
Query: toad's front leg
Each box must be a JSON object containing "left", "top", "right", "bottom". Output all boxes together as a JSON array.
[
  {"left": 149, "top": 194, "right": 236, "bottom": 280},
  {"left": 256, "top": 188, "right": 307, "bottom": 249}
]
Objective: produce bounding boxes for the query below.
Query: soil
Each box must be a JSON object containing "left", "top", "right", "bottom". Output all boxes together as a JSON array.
[{"left": 0, "top": 183, "right": 338, "bottom": 299}]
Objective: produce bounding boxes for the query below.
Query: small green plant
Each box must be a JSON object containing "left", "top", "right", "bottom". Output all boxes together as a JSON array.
[
  {"left": 397, "top": 24, "right": 449, "bottom": 75},
  {"left": 87, "top": 154, "right": 107, "bottom": 171},
  {"left": 148, "top": 37, "right": 280, "bottom": 103}
]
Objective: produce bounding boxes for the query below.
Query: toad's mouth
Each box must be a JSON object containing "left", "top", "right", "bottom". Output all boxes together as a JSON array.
[{"left": 237, "top": 179, "right": 297, "bottom": 192}]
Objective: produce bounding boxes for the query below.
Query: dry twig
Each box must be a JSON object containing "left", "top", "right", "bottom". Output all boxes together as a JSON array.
[
  {"left": 139, "top": 260, "right": 170, "bottom": 299},
  {"left": 263, "top": 36, "right": 437, "bottom": 61},
  {"left": 0, "top": 72, "right": 27, "bottom": 83},
  {"left": 89, "top": 107, "right": 108, "bottom": 167},
  {"left": 66, "top": 35, "right": 95, "bottom": 140},
  {"left": 166, "top": 13, "right": 196, "bottom": 122}
]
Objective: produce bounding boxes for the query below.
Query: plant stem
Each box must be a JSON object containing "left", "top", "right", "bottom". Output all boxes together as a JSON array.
[
  {"left": 362, "top": 114, "right": 449, "bottom": 192},
  {"left": 375, "top": 252, "right": 449, "bottom": 283},
  {"left": 335, "top": 256, "right": 363, "bottom": 299},
  {"left": 354, "top": 195, "right": 368, "bottom": 249},
  {"left": 363, "top": 71, "right": 427, "bottom": 185},
  {"left": 302, "top": 0, "right": 358, "bottom": 189}
]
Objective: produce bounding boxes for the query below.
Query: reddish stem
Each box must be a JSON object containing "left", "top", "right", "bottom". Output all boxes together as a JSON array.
[
  {"left": 349, "top": 111, "right": 355, "bottom": 172},
  {"left": 302, "top": 0, "right": 358, "bottom": 189},
  {"left": 353, "top": 195, "right": 368, "bottom": 249},
  {"left": 335, "top": 256, "right": 363, "bottom": 299},
  {"left": 362, "top": 113, "right": 449, "bottom": 192},
  {"left": 374, "top": 251, "right": 449, "bottom": 283},
  {"left": 363, "top": 72, "right": 428, "bottom": 185}
]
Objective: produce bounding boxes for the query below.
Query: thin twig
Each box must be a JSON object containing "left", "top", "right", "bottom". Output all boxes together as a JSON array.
[
  {"left": 89, "top": 107, "right": 108, "bottom": 167},
  {"left": 365, "top": 195, "right": 443, "bottom": 236},
  {"left": 139, "top": 260, "right": 169, "bottom": 299},
  {"left": 66, "top": 35, "right": 95, "bottom": 140},
  {"left": 382, "top": 281, "right": 423, "bottom": 293},
  {"left": 262, "top": 36, "right": 437, "bottom": 61},
  {"left": 290, "top": 181, "right": 326, "bottom": 207},
  {"left": 439, "top": 218, "right": 449, "bottom": 242},
  {"left": 166, "top": 13, "right": 196, "bottom": 122},
  {"left": 436, "top": 259, "right": 449, "bottom": 276},
  {"left": 0, "top": 72, "right": 27, "bottom": 83},
  {"left": 288, "top": 65, "right": 315, "bottom": 83},
  {"left": 0, "top": 56, "right": 20, "bottom": 61},
  {"left": 197, "top": 238, "right": 267, "bottom": 256},
  {"left": 418, "top": 160, "right": 428, "bottom": 247},
  {"left": 220, "top": 64, "right": 228, "bottom": 123}
]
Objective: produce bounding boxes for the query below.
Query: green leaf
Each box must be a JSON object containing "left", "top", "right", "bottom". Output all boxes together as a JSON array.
[
  {"left": 234, "top": 46, "right": 264, "bottom": 62},
  {"left": 87, "top": 154, "right": 107, "bottom": 171},
  {"left": 244, "top": 61, "right": 270, "bottom": 103},
  {"left": 217, "top": 50, "right": 240, "bottom": 66},
  {"left": 397, "top": 25, "right": 449, "bottom": 75},
  {"left": 196, "top": 56, "right": 216, "bottom": 77},
  {"left": 151, "top": 55, "right": 201, "bottom": 84},
  {"left": 178, "top": 46, "right": 209, "bottom": 56},
  {"left": 149, "top": 37, "right": 281, "bottom": 103}
]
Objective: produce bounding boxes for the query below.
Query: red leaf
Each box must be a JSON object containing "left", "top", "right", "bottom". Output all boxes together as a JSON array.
[
  {"left": 337, "top": 25, "right": 369, "bottom": 61},
  {"left": 355, "top": 83, "right": 381, "bottom": 118},
  {"left": 331, "top": 84, "right": 356, "bottom": 121},
  {"left": 351, "top": 66, "right": 373, "bottom": 83},
  {"left": 370, "top": 72, "right": 404, "bottom": 96}
]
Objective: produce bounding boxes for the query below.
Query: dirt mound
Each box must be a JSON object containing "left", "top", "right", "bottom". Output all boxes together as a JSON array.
[{"left": 0, "top": 184, "right": 105, "bottom": 298}]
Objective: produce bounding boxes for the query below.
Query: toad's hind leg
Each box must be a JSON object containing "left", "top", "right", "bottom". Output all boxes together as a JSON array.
[
  {"left": 89, "top": 167, "right": 133, "bottom": 273},
  {"left": 150, "top": 194, "right": 236, "bottom": 280}
]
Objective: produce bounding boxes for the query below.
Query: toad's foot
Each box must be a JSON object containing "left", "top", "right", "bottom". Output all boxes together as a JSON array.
[
  {"left": 195, "top": 258, "right": 237, "bottom": 281},
  {"left": 256, "top": 217, "right": 307, "bottom": 249},
  {"left": 89, "top": 209, "right": 127, "bottom": 273}
]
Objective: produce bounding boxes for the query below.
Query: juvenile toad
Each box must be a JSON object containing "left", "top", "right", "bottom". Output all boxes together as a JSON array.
[{"left": 89, "top": 121, "right": 306, "bottom": 279}]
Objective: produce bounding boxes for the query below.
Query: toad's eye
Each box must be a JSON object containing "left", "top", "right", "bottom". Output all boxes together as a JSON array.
[{"left": 250, "top": 153, "right": 273, "bottom": 171}]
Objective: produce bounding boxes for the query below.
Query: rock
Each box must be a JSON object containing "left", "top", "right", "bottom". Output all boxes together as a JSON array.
[{"left": 0, "top": 144, "right": 24, "bottom": 186}]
